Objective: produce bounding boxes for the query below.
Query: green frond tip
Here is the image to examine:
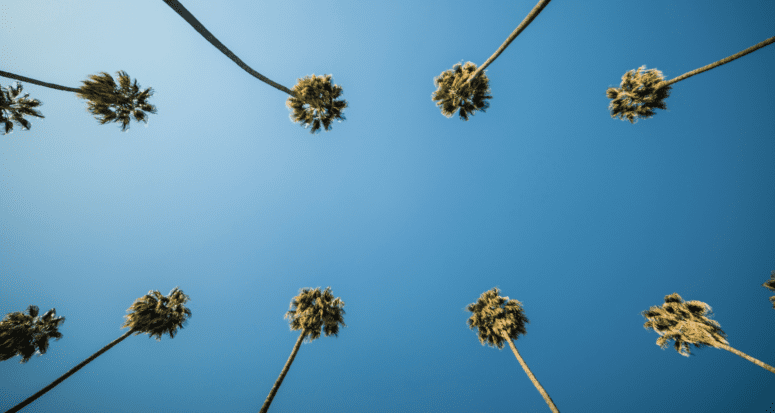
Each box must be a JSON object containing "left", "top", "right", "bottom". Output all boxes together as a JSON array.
[
  {"left": 75, "top": 70, "right": 157, "bottom": 132},
  {"left": 286, "top": 74, "right": 348, "bottom": 135},
  {"left": 607, "top": 65, "right": 672, "bottom": 124},
  {"left": 1, "top": 81, "right": 45, "bottom": 136},
  {"left": 432, "top": 61, "right": 492, "bottom": 121}
]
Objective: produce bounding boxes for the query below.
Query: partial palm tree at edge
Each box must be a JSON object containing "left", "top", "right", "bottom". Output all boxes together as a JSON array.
[
  {"left": 761, "top": 270, "right": 775, "bottom": 310},
  {"left": 641, "top": 292, "right": 775, "bottom": 375},
  {"left": 465, "top": 287, "right": 561, "bottom": 413},
  {"left": 4, "top": 287, "right": 192, "bottom": 413},
  {"left": 162, "top": 0, "right": 347, "bottom": 134},
  {"left": 259, "top": 286, "right": 346, "bottom": 413},
  {"left": 0, "top": 305, "right": 66, "bottom": 364},
  {"left": 606, "top": 35, "right": 775, "bottom": 124},
  {"left": 432, "top": 0, "right": 552, "bottom": 121},
  {"left": 0, "top": 70, "right": 157, "bottom": 133}
]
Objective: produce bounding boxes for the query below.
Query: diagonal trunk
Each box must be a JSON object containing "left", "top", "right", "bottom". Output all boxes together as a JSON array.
[
  {"left": 659, "top": 36, "right": 775, "bottom": 88},
  {"left": 258, "top": 330, "right": 306, "bottom": 413},
  {"left": 5, "top": 329, "right": 135, "bottom": 413},
  {"left": 501, "top": 331, "right": 560, "bottom": 413},
  {"left": 0, "top": 70, "right": 81, "bottom": 93},
  {"left": 465, "top": 0, "right": 552, "bottom": 86},
  {"left": 716, "top": 343, "right": 775, "bottom": 375},
  {"left": 161, "top": 0, "right": 297, "bottom": 97}
]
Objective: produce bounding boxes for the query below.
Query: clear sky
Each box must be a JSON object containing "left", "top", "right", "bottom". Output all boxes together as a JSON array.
[{"left": 2, "top": 0, "right": 774, "bottom": 412}]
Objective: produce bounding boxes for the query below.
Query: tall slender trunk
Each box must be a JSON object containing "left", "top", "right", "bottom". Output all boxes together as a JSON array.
[
  {"left": 465, "top": 0, "right": 552, "bottom": 86},
  {"left": 501, "top": 332, "right": 560, "bottom": 413},
  {"left": 659, "top": 36, "right": 775, "bottom": 88},
  {"left": 5, "top": 329, "right": 135, "bottom": 413},
  {"left": 717, "top": 343, "right": 775, "bottom": 375},
  {"left": 259, "top": 330, "right": 306, "bottom": 413},
  {"left": 0, "top": 70, "right": 80, "bottom": 93},
  {"left": 161, "top": 0, "right": 297, "bottom": 98}
]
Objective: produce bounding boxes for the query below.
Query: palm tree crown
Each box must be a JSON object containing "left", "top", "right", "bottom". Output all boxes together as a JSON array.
[
  {"left": 0, "top": 70, "right": 157, "bottom": 133},
  {"left": 0, "top": 81, "right": 45, "bottom": 135},
  {"left": 642, "top": 292, "right": 774, "bottom": 375},
  {"left": 162, "top": 0, "right": 347, "bottom": 134},
  {"left": 432, "top": 0, "right": 552, "bottom": 120},
  {"left": 259, "top": 286, "right": 346, "bottom": 413},
  {"left": 762, "top": 270, "right": 775, "bottom": 310},
  {"left": 0, "top": 305, "right": 65, "bottom": 364},
  {"left": 607, "top": 35, "right": 775, "bottom": 124},
  {"left": 5, "top": 287, "right": 191, "bottom": 413}
]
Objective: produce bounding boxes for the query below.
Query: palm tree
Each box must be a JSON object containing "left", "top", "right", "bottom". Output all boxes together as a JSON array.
[
  {"left": 162, "top": 0, "right": 347, "bottom": 134},
  {"left": 0, "top": 81, "right": 44, "bottom": 135},
  {"left": 0, "top": 70, "right": 157, "bottom": 133},
  {"left": 465, "top": 287, "right": 560, "bottom": 413},
  {"left": 762, "top": 270, "right": 775, "bottom": 310},
  {"left": 641, "top": 292, "right": 775, "bottom": 375},
  {"left": 259, "top": 286, "right": 346, "bottom": 413},
  {"left": 5, "top": 287, "right": 192, "bottom": 413},
  {"left": 0, "top": 305, "right": 66, "bottom": 364},
  {"left": 432, "top": 0, "right": 552, "bottom": 120},
  {"left": 607, "top": 35, "right": 775, "bottom": 124}
]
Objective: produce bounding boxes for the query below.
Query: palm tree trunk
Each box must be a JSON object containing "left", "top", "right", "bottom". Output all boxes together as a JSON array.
[
  {"left": 501, "top": 332, "right": 560, "bottom": 413},
  {"left": 258, "top": 330, "right": 306, "bottom": 413},
  {"left": 717, "top": 343, "right": 775, "bottom": 375},
  {"left": 660, "top": 36, "right": 775, "bottom": 88},
  {"left": 465, "top": 0, "right": 552, "bottom": 86},
  {"left": 161, "top": 0, "right": 297, "bottom": 98},
  {"left": 0, "top": 70, "right": 80, "bottom": 93},
  {"left": 4, "top": 329, "right": 135, "bottom": 413}
]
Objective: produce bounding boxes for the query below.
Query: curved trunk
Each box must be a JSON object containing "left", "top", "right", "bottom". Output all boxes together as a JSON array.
[
  {"left": 161, "top": 0, "right": 297, "bottom": 97},
  {"left": 258, "top": 330, "right": 306, "bottom": 413},
  {"left": 716, "top": 343, "right": 775, "bottom": 375},
  {"left": 466, "top": 0, "right": 552, "bottom": 86},
  {"left": 0, "top": 70, "right": 81, "bottom": 93},
  {"left": 5, "top": 329, "right": 135, "bottom": 413},
  {"left": 501, "top": 331, "right": 560, "bottom": 413},
  {"left": 660, "top": 36, "right": 775, "bottom": 88}
]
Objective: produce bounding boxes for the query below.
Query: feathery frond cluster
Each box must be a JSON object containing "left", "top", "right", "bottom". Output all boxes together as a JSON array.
[
  {"left": 606, "top": 66, "right": 672, "bottom": 124},
  {"left": 641, "top": 292, "right": 728, "bottom": 357},
  {"left": 285, "top": 286, "right": 346, "bottom": 343},
  {"left": 75, "top": 71, "right": 157, "bottom": 132},
  {"left": 0, "top": 81, "right": 44, "bottom": 135},
  {"left": 121, "top": 287, "right": 192, "bottom": 341},
  {"left": 432, "top": 61, "right": 493, "bottom": 121},
  {"left": 763, "top": 270, "right": 775, "bottom": 310},
  {"left": 0, "top": 305, "right": 65, "bottom": 363},
  {"left": 286, "top": 74, "right": 348, "bottom": 135},
  {"left": 465, "top": 287, "right": 529, "bottom": 349}
]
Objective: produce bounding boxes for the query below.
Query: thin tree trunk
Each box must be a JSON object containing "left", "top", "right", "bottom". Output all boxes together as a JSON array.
[
  {"left": 161, "top": 0, "right": 297, "bottom": 98},
  {"left": 258, "top": 330, "right": 306, "bottom": 413},
  {"left": 717, "top": 343, "right": 775, "bottom": 375},
  {"left": 465, "top": 0, "right": 552, "bottom": 86},
  {"left": 501, "top": 332, "right": 560, "bottom": 413},
  {"left": 660, "top": 36, "right": 775, "bottom": 88},
  {"left": 0, "top": 70, "right": 80, "bottom": 93},
  {"left": 5, "top": 329, "right": 135, "bottom": 413}
]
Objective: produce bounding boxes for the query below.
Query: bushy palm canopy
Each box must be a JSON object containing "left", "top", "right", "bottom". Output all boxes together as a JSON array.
[
  {"left": 762, "top": 270, "right": 775, "bottom": 310},
  {"left": 286, "top": 74, "right": 348, "bottom": 135},
  {"left": 0, "top": 81, "right": 44, "bottom": 135},
  {"left": 285, "top": 286, "right": 346, "bottom": 342},
  {"left": 465, "top": 286, "right": 529, "bottom": 349},
  {"left": 0, "top": 305, "right": 65, "bottom": 364},
  {"left": 75, "top": 71, "right": 157, "bottom": 132},
  {"left": 432, "top": 62, "right": 493, "bottom": 121},
  {"left": 641, "top": 292, "right": 728, "bottom": 357},
  {"left": 122, "top": 286, "right": 192, "bottom": 340}
]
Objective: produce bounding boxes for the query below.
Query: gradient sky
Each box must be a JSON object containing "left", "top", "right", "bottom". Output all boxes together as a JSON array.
[{"left": 2, "top": 1, "right": 774, "bottom": 412}]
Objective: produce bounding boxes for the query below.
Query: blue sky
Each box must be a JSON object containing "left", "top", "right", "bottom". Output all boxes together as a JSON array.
[{"left": 1, "top": 0, "right": 774, "bottom": 412}]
